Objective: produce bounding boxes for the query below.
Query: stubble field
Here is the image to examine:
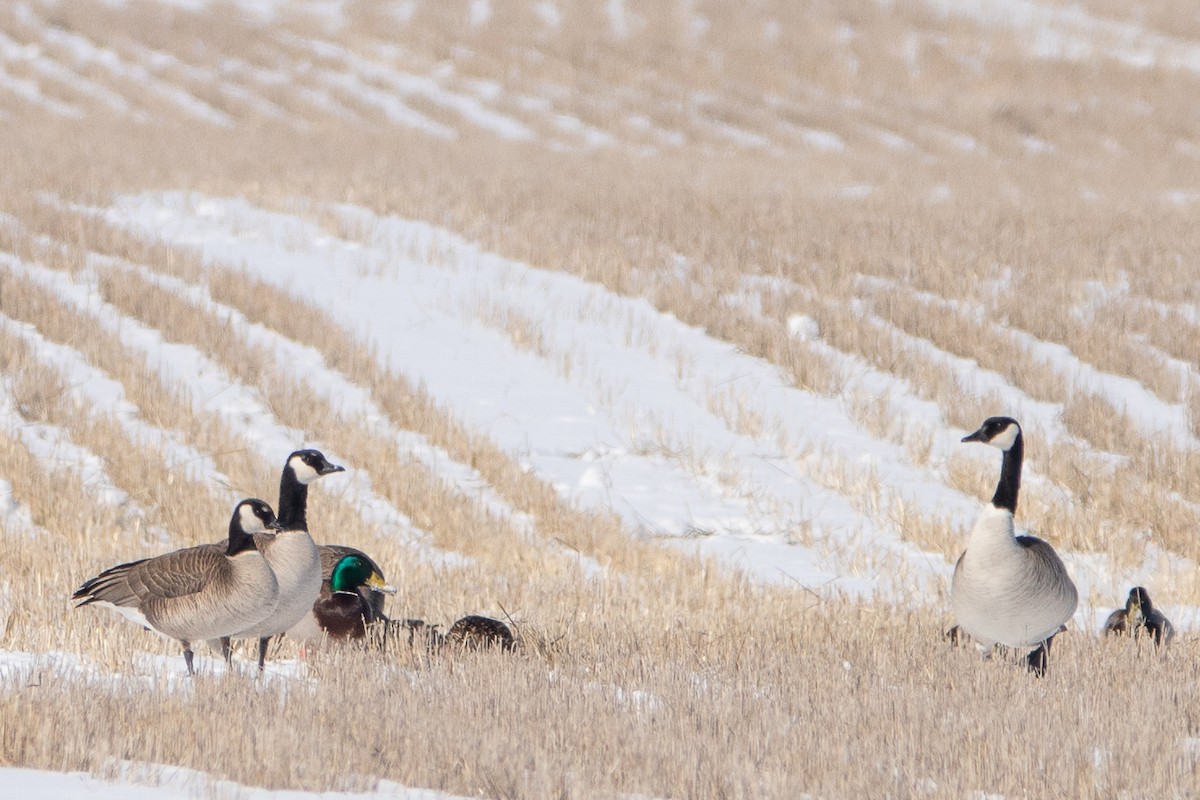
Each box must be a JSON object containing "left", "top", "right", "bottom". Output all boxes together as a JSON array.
[{"left": 3, "top": 1, "right": 1200, "bottom": 797}]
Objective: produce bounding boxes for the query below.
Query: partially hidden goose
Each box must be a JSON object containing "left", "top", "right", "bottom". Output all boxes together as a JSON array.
[
  {"left": 1103, "top": 586, "right": 1175, "bottom": 646},
  {"left": 220, "top": 449, "right": 344, "bottom": 670},
  {"left": 306, "top": 553, "right": 395, "bottom": 641},
  {"left": 288, "top": 544, "right": 390, "bottom": 643},
  {"left": 950, "top": 417, "right": 1078, "bottom": 676},
  {"left": 72, "top": 498, "right": 282, "bottom": 676}
]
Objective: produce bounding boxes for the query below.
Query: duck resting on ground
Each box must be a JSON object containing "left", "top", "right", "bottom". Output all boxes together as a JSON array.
[
  {"left": 72, "top": 498, "right": 282, "bottom": 676},
  {"left": 306, "top": 553, "right": 396, "bottom": 641},
  {"left": 288, "top": 544, "right": 390, "bottom": 643},
  {"left": 293, "top": 554, "right": 515, "bottom": 653},
  {"left": 1103, "top": 586, "right": 1174, "bottom": 646},
  {"left": 949, "top": 416, "right": 1078, "bottom": 677},
  {"left": 398, "top": 614, "right": 518, "bottom": 653}
]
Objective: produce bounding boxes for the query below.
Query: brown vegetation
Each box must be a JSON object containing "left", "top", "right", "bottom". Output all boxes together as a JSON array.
[{"left": 2, "top": 0, "right": 1200, "bottom": 796}]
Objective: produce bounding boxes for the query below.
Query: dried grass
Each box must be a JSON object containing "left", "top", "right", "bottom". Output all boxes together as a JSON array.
[{"left": 1, "top": 0, "right": 1200, "bottom": 796}]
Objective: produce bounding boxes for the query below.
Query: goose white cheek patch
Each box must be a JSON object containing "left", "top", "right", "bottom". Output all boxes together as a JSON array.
[
  {"left": 288, "top": 457, "right": 321, "bottom": 485},
  {"left": 238, "top": 504, "right": 266, "bottom": 533},
  {"left": 989, "top": 423, "right": 1020, "bottom": 451}
]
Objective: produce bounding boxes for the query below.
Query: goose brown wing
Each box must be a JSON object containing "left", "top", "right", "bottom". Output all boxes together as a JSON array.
[
  {"left": 1014, "top": 534, "right": 1078, "bottom": 621},
  {"left": 73, "top": 556, "right": 152, "bottom": 608},
  {"left": 75, "top": 546, "right": 229, "bottom": 609},
  {"left": 1015, "top": 535, "right": 1069, "bottom": 572},
  {"left": 129, "top": 546, "right": 229, "bottom": 600}
]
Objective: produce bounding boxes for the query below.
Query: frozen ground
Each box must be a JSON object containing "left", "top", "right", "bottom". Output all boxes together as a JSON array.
[{"left": 0, "top": 763, "right": 476, "bottom": 800}]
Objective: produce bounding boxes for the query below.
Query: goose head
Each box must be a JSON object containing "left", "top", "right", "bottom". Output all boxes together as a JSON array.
[
  {"left": 961, "top": 416, "right": 1021, "bottom": 451},
  {"left": 236, "top": 498, "right": 284, "bottom": 534},
  {"left": 286, "top": 449, "right": 346, "bottom": 485},
  {"left": 227, "top": 498, "right": 282, "bottom": 555},
  {"left": 962, "top": 416, "right": 1024, "bottom": 513}
]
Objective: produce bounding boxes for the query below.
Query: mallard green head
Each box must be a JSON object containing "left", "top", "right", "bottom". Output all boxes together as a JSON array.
[{"left": 330, "top": 554, "right": 397, "bottom": 595}]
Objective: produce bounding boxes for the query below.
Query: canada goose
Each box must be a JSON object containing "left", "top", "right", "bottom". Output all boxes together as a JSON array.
[
  {"left": 306, "top": 553, "right": 396, "bottom": 641},
  {"left": 950, "top": 417, "right": 1078, "bottom": 676},
  {"left": 72, "top": 498, "right": 282, "bottom": 676},
  {"left": 1104, "top": 586, "right": 1175, "bottom": 646},
  {"left": 288, "top": 544, "right": 390, "bottom": 642},
  {"left": 221, "top": 449, "right": 344, "bottom": 669}
]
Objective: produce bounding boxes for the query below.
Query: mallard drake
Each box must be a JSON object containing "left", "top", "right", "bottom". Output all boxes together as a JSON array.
[
  {"left": 73, "top": 498, "right": 282, "bottom": 675},
  {"left": 308, "top": 553, "right": 396, "bottom": 640},
  {"left": 289, "top": 544, "right": 389, "bottom": 643},
  {"left": 950, "top": 417, "right": 1078, "bottom": 676},
  {"left": 1104, "top": 586, "right": 1175, "bottom": 646}
]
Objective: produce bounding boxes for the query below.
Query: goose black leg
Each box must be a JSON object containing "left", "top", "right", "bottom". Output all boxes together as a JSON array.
[
  {"left": 183, "top": 643, "right": 196, "bottom": 676},
  {"left": 221, "top": 636, "right": 232, "bottom": 666},
  {"left": 1025, "top": 638, "right": 1051, "bottom": 677},
  {"left": 257, "top": 637, "right": 269, "bottom": 671}
]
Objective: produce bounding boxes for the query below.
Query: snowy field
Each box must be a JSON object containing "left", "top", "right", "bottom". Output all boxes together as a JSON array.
[
  {"left": 3, "top": 0, "right": 1200, "bottom": 796},
  {"left": 0, "top": 764, "right": 474, "bottom": 800}
]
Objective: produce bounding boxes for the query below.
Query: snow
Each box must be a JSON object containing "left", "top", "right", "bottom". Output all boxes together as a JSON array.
[
  {"left": 0, "top": 30, "right": 128, "bottom": 116},
  {"left": 0, "top": 763, "right": 476, "bottom": 800},
  {"left": 0, "top": 370, "right": 131, "bottom": 510},
  {"left": 607, "top": 0, "right": 631, "bottom": 39},
  {"left": 4, "top": 1, "right": 1198, "bottom": 797},
  {"left": 84, "top": 189, "right": 1200, "bottom": 610},
  {"left": 0, "top": 185, "right": 1174, "bottom": 615},
  {"left": 111, "top": 255, "right": 597, "bottom": 574},
  {"left": 97, "top": 192, "right": 1000, "bottom": 600},
  {"left": 535, "top": 2, "right": 561, "bottom": 29},
  {"left": 0, "top": 479, "right": 38, "bottom": 537},
  {"left": 0, "top": 309, "right": 226, "bottom": 490},
  {"left": 800, "top": 128, "right": 846, "bottom": 152},
  {"left": 288, "top": 37, "right": 535, "bottom": 141},
  {"left": 0, "top": 250, "right": 458, "bottom": 568},
  {"left": 0, "top": 61, "right": 81, "bottom": 118},
  {"left": 922, "top": 0, "right": 1200, "bottom": 74},
  {"left": 468, "top": 0, "right": 491, "bottom": 28},
  {"left": 38, "top": 23, "right": 232, "bottom": 126}
]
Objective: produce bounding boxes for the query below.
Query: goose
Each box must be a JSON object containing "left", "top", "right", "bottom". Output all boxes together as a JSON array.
[
  {"left": 72, "top": 498, "right": 282, "bottom": 676},
  {"left": 1103, "top": 586, "right": 1175, "bottom": 646},
  {"left": 950, "top": 416, "right": 1078, "bottom": 676},
  {"left": 305, "top": 553, "right": 396, "bottom": 641},
  {"left": 288, "top": 544, "right": 390, "bottom": 642},
  {"left": 220, "top": 449, "right": 344, "bottom": 670}
]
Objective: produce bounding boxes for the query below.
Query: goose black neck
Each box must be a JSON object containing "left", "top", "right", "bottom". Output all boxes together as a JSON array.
[
  {"left": 991, "top": 430, "right": 1023, "bottom": 514},
  {"left": 227, "top": 517, "right": 256, "bottom": 556},
  {"left": 277, "top": 468, "right": 308, "bottom": 531}
]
